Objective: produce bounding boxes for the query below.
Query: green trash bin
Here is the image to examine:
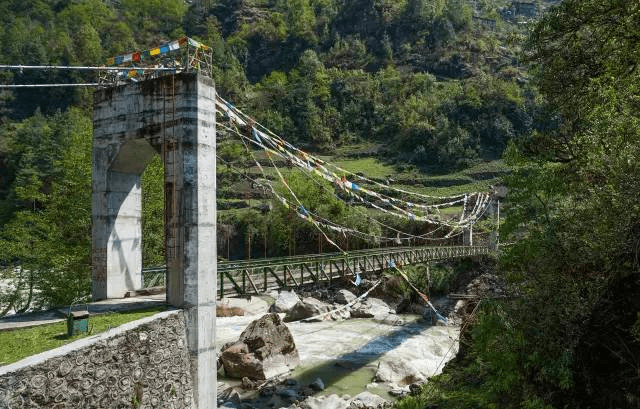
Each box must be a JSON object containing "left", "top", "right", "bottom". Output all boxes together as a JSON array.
[{"left": 66, "top": 310, "right": 89, "bottom": 336}]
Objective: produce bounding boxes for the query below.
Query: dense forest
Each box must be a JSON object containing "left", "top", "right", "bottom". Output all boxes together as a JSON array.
[
  {"left": 0, "top": 0, "right": 536, "bottom": 306},
  {"left": 398, "top": 1, "right": 640, "bottom": 408},
  {"left": 0, "top": 0, "right": 639, "bottom": 407}
]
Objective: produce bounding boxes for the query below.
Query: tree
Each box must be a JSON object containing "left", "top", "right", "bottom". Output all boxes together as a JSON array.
[
  {"left": 402, "top": 2, "right": 640, "bottom": 408},
  {"left": 0, "top": 109, "right": 92, "bottom": 313},
  {"left": 141, "top": 156, "right": 165, "bottom": 267},
  {"left": 497, "top": 1, "right": 640, "bottom": 406}
]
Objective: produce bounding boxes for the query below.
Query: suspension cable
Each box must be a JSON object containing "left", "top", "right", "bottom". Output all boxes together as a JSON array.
[
  {"left": 0, "top": 65, "right": 176, "bottom": 71},
  {"left": 0, "top": 83, "right": 104, "bottom": 88}
]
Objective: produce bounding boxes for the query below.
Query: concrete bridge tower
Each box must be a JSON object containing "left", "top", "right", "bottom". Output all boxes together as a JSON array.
[{"left": 92, "top": 73, "right": 217, "bottom": 408}]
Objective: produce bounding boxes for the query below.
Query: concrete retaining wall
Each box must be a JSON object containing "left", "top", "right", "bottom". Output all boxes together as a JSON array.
[{"left": 0, "top": 310, "right": 193, "bottom": 408}]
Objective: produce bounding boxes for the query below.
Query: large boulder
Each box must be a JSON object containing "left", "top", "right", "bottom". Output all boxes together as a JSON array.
[
  {"left": 220, "top": 313, "right": 300, "bottom": 380},
  {"left": 351, "top": 298, "right": 393, "bottom": 319},
  {"left": 329, "top": 304, "right": 351, "bottom": 321},
  {"left": 335, "top": 289, "right": 357, "bottom": 305},
  {"left": 297, "top": 394, "right": 351, "bottom": 409},
  {"left": 271, "top": 291, "right": 301, "bottom": 314},
  {"left": 374, "top": 358, "right": 426, "bottom": 385},
  {"left": 284, "top": 297, "right": 332, "bottom": 322}
]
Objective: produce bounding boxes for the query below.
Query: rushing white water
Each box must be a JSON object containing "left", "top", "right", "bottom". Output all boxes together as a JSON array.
[{"left": 216, "top": 311, "right": 460, "bottom": 400}]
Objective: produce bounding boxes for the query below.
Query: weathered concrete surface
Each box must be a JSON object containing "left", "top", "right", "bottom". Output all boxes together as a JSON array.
[
  {"left": 92, "top": 73, "right": 217, "bottom": 408},
  {"left": 0, "top": 310, "right": 193, "bottom": 408}
]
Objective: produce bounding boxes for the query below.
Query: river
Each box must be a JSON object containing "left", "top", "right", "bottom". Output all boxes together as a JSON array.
[{"left": 216, "top": 301, "right": 460, "bottom": 405}]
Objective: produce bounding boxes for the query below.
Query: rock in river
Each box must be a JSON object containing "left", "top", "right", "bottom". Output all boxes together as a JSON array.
[
  {"left": 284, "top": 297, "right": 333, "bottom": 322},
  {"left": 271, "top": 290, "right": 302, "bottom": 314},
  {"left": 220, "top": 313, "right": 300, "bottom": 380}
]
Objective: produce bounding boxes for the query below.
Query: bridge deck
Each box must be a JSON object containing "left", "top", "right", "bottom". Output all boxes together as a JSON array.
[{"left": 143, "top": 245, "right": 491, "bottom": 298}]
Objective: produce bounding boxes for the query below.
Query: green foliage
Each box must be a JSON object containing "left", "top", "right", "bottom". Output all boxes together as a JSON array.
[
  {"left": 632, "top": 313, "right": 640, "bottom": 344},
  {"left": 0, "top": 109, "right": 92, "bottom": 312},
  {"left": 396, "top": 1, "right": 640, "bottom": 407},
  {"left": 275, "top": 0, "right": 317, "bottom": 43},
  {"left": 428, "top": 264, "right": 454, "bottom": 294},
  {"left": 120, "top": 0, "right": 187, "bottom": 41},
  {"left": 0, "top": 0, "right": 534, "bottom": 312},
  {"left": 412, "top": 1, "right": 640, "bottom": 408},
  {"left": 141, "top": 156, "right": 165, "bottom": 267},
  {"left": 396, "top": 300, "right": 564, "bottom": 409}
]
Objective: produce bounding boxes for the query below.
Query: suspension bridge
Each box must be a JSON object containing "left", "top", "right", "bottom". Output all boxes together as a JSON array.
[
  {"left": 142, "top": 243, "right": 492, "bottom": 298},
  {"left": 0, "top": 38, "right": 502, "bottom": 408}
]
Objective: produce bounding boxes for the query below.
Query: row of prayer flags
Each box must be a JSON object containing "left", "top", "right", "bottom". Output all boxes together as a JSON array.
[{"left": 106, "top": 37, "right": 209, "bottom": 66}]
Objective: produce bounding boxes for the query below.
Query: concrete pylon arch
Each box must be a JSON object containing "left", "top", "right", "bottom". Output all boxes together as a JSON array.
[
  {"left": 91, "top": 137, "right": 158, "bottom": 300},
  {"left": 92, "top": 73, "right": 217, "bottom": 407},
  {"left": 92, "top": 72, "right": 216, "bottom": 305}
]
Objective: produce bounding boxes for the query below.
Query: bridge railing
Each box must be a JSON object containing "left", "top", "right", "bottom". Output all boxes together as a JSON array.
[{"left": 142, "top": 245, "right": 491, "bottom": 298}]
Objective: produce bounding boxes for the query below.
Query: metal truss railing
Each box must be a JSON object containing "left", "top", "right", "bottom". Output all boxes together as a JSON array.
[{"left": 142, "top": 245, "right": 491, "bottom": 298}]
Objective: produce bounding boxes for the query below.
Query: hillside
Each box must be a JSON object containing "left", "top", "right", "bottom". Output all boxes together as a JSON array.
[
  {"left": 0, "top": 0, "right": 544, "bottom": 171},
  {"left": 0, "top": 0, "right": 541, "bottom": 265}
]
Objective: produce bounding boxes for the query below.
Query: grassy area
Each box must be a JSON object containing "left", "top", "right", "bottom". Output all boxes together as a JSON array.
[
  {"left": 0, "top": 306, "right": 167, "bottom": 366},
  {"left": 393, "top": 178, "right": 498, "bottom": 197},
  {"left": 332, "top": 157, "right": 396, "bottom": 179}
]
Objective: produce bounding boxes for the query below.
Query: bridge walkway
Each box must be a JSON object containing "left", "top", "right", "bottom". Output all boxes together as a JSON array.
[{"left": 143, "top": 245, "right": 491, "bottom": 299}]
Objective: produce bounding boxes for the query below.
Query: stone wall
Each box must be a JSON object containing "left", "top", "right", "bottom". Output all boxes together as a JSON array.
[{"left": 0, "top": 310, "right": 193, "bottom": 409}]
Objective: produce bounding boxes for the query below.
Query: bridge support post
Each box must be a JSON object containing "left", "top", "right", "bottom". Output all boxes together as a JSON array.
[
  {"left": 489, "top": 199, "right": 500, "bottom": 251},
  {"left": 463, "top": 226, "right": 473, "bottom": 246},
  {"left": 93, "top": 73, "right": 216, "bottom": 408}
]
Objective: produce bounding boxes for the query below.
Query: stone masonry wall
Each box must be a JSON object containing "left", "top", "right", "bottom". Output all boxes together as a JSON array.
[{"left": 0, "top": 310, "right": 193, "bottom": 409}]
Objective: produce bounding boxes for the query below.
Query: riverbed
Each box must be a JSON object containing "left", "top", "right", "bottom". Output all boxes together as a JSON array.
[{"left": 216, "top": 310, "right": 460, "bottom": 402}]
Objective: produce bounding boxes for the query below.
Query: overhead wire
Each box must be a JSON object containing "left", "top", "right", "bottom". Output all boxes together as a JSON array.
[
  {"left": 0, "top": 64, "right": 176, "bottom": 71},
  {"left": 217, "top": 123, "right": 468, "bottom": 243},
  {"left": 216, "top": 153, "right": 412, "bottom": 245},
  {"left": 217, "top": 120, "right": 490, "bottom": 229},
  {"left": 215, "top": 106, "right": 488, "bottom": 229},
  {"left": 0, "top": 83, "right": 104, "bottom": 88},
  {"left": 222, "top": 121, "right": 347, "bottom": 253},
  {"left": 216, "top": 123, "right": 451, "bottom": 241},
  {"left": 0, "top": 65, "right": 178, "bottom": 88},
  {"left": 215, "top": 153, "right": 458, "bottom": 249},
  {"left": 216, "top": 91, "right": 493, "bottom": 252},
  {"left": 216, "top": 94, "right": 478, "bottom": 202}
]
